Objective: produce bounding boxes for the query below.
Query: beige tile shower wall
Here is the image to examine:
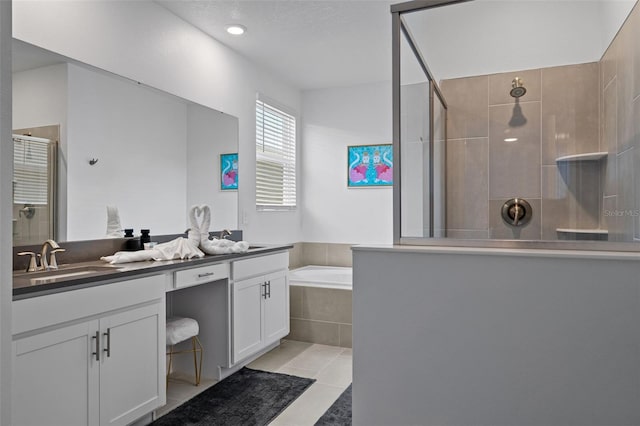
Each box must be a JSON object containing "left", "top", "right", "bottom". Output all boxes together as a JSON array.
[
  {"left": 600, "top": 2, "right": 640, "bottom": 241},
  {"left": 442, "top": 61, "right": 602, "bottom": 240}
]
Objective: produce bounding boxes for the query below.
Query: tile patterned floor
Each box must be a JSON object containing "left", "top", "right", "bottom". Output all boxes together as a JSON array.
[{"left": 156, "top": 340, "right": 352, "bottom": 425}]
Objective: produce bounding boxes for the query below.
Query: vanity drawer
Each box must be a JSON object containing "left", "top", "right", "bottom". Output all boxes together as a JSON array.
[
  {"left": 174, "top": 263, "right": 229, "bottom": 289},
  {"left": 232, "top": 252, "right": 289, "bottom": 281}
]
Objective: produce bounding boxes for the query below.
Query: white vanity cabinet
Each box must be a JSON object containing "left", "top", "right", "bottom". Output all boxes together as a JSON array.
[
  {"left": 231, "top": 252, "right": 289, "bottom": 364},
  {"left": 12, "top": 275, "right": 166, "bottom": 426}
]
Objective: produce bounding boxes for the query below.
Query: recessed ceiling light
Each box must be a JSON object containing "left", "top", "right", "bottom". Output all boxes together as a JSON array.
[
  {"left": 504, "top": 138, "right": 518, "bottom": 142},
  {"left": 226, "top": 25, "right": 246, "bottom": 36}
]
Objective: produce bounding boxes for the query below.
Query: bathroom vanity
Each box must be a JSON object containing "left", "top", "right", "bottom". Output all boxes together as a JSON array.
[{"left": 11, "top": 246, "right": 291, "bottom": 426}]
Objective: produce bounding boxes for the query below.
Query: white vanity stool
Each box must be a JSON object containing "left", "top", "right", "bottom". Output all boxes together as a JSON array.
[{"left": 166, "top": 317, "right": 203, "bottom": 387}]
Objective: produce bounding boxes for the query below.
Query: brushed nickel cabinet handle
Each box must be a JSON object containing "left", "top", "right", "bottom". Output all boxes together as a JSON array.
[{"left": 198, "top": 272, "right": 215, "bottom": 278}]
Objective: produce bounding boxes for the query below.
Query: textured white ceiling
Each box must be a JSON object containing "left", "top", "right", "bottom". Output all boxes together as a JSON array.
[
  {"left": 156, "top": 0, "right": 636, "bottom": 91},
  {"left": 156, "top": 0, "right": 395, "bottom": 91}
]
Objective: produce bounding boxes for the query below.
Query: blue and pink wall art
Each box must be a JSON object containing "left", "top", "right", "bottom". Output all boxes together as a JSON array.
[
  {"left": 348, "top": 144, "right": 393, "bottom": 187},
  {"left": 220, "top": 153, "right": 238, "bottom": 190}
]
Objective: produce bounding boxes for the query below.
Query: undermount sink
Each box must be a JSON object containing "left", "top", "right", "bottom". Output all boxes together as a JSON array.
[{"left": 24, "top": 265, "right": 117, "bottom": 285}]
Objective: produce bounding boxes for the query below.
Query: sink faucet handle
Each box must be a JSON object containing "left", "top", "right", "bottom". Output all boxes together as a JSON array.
[
  {"left": 17, "top": 251, "right": 39, "bottom": 272},
  {"left": 48, "top": 248, "right": 66, "bottom": 270}
]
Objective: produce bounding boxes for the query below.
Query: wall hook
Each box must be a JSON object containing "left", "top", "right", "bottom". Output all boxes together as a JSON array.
[{"left": 89, "top": 158, "right": 99, "bottom": 166}]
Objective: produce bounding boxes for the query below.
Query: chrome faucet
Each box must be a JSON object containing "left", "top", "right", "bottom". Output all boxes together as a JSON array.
[
  {"left": 41, "top": 239, "right": 65, "bottom": 270},
  {"left": 219, "top": 229, "right": 232, "bottom": 239}
]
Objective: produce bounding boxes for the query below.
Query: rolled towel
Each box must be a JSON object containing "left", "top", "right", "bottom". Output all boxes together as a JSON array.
[{"left": 101, "top": 250, "right": 155, "bottom": 264}]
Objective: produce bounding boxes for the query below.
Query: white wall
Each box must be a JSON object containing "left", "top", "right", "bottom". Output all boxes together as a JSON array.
[
  {"left": 301, "top": 82, "right": 392, "bottom": 244},
  {"left": 0, "top": 2, "right": 11, "bottom": 423},
  {"left": 12, "top": 63, "right": 68, "bottom": 239},
  {"left": 187, "top": 103, "right": 238, "bottom": 231},
  {"left": 66, "top": 63, "right": 187, "bottom": 240},
  {"left": 13, "top": 0, "right": 302, "bottom": 244}
]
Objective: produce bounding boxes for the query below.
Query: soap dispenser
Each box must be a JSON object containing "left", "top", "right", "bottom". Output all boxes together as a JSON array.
[
  {"left": 124, "top": 228, "right": 140, "bottom": 251},
  {"left": 140, "top": 229, "right": 151, "bottom": 246}
]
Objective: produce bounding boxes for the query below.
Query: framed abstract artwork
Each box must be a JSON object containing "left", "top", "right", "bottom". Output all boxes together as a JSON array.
[
  {"left": 347, "top": 144, "right": 393, "bottom": 187},
  {"left": 220, "top": 153, "right": 238, "bottom": 190}
]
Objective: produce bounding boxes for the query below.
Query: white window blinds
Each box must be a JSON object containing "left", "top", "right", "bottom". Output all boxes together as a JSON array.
[
  {"left": 13, "top": 135, "right": 51, "bottom": 205},
  {"left": 256, "top": 99, "right": 297, "bottom": 209}
]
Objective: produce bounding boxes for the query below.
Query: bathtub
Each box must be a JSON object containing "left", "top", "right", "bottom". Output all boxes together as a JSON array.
[
  {"left": 288, "top": 265, "right": 352, "bottom": 347},
  {"left": 288, "top": 265, "right": 352, "bottom": 289}
]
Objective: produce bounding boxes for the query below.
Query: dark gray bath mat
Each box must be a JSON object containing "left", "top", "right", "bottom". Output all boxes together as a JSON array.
[
  {"left": 315, "top": 384, "right": 352, "bottom": 426},
  {"left": 152, "top": 367, "right": 315, "bottom": 426}
]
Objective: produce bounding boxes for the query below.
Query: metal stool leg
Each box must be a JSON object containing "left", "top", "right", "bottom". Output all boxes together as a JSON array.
[
  {"left": 166, "top": 337, "right": 203, "bottom": 387},
  {"left": 166, "top": 345, "right": 173, "bottom": 389},
  {"left": 191, "top": 337, "right": 199, "bottom": 386},
  {"left": 191, "top": 336, "right": 204, "bottom": 386}
]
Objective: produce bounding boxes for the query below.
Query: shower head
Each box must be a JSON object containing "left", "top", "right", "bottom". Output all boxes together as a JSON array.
[{"left": 510, "top": 77, "right": 526, "bottom": 98}]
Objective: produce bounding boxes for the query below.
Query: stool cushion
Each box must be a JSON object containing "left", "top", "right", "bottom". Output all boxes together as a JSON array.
[{"left": 166, "top": 317, "right": 199, "bottom": 346}]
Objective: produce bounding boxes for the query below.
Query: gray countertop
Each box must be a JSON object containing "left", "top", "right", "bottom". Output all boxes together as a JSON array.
[{"left": 13, "top": 244, "right": 293, "bottom": 300}]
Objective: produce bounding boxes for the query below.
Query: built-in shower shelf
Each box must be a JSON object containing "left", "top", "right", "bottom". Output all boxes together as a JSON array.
[
  {"left": 555, "top": 152, "right": 608, "bottom": 162},
  {"left": 556, "top": 228, "right": 608, "bottom": 235}
]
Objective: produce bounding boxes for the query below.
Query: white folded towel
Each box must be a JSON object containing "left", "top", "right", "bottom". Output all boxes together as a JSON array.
[
  {"left": 200, "top": 238, "right": 250, "bottom": 255},
  {"left": 101, "top": 237, "right": 204, "bottom": 264},
  {"left": 188, "top": 205, "right": 205, "bottom": 248},
  {"left": 153, "top": 237, "right": 204, "bottom": 260},
  {"left": 195, "top": 204, "right": 250, "bottom": 255},
  {"left": 105, "top": 205, "right": 123, "bottom": 238}
]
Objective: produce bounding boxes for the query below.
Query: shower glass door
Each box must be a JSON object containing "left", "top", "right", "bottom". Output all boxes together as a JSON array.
[{"left": 395, "top": 12, "right": 447, "bottom": 241}]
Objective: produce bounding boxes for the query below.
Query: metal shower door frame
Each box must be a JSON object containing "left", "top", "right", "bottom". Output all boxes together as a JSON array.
[{"left": 392, "top": 0, "right": 468, "bottom": 244}]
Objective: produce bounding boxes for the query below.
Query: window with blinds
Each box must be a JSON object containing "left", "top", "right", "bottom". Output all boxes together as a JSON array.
[
  {"left": 256, "top": 98, "right": 297, "bottom": 209},
  {"left": 13, "top": 135, "right": 51, "bottom": 205}
]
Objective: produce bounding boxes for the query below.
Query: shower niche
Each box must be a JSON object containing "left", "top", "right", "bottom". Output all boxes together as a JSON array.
[{"left": 554, "top": 152, "right": 608, "bottom": 240}]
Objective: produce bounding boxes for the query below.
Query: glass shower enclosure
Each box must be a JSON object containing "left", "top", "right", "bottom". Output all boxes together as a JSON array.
[{"left": 392, "top": 0, "right": 640, "bottom": 249}]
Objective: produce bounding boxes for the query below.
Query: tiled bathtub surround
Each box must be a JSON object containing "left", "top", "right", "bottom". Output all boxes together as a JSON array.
[
  {"left": 440, "top": 2, "right": 640, "bottom": 242},
  {"left": 287, "top": 242, "right": 354, "bottom": 348},
  {"left": 289, "top": 285, "right": 352, "bottom": 348},
  {"left": 288, "top": 242, "right": 352, "bottom": 269}
]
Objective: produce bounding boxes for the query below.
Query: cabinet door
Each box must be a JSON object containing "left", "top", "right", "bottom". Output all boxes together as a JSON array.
[
  {"left": 13, "top": 320, "right": 100, "bottom": 426},
  {"left": 99, "top": 303, "right": 165, "bottom": 426},
  {"left": 232, "top": 276, "right": 264, "bottom": 364},
  {"left": 263, "top": 271, "right": 290, "bottom": 345}
]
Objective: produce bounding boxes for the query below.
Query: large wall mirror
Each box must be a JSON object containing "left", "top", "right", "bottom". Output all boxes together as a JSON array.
[{"left": 12, "top": 39, "right": 239, "bottom": 245}]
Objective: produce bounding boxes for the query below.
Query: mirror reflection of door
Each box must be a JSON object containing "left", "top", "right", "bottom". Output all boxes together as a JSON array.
[{"left": 12, "top": 125, "right": 58, "bottom": 245}]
